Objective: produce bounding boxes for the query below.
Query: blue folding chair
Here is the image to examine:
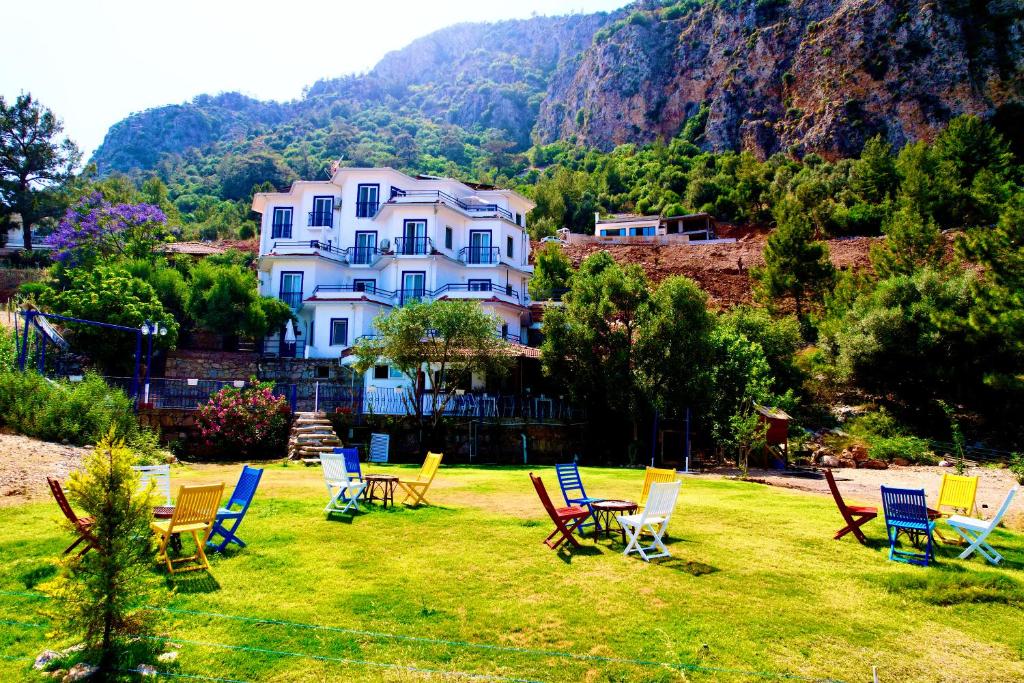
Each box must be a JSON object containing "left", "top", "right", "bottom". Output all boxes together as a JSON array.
[
  {"left": 555, "top": 463, "right": 604, "bottom": 534},
  {"left": 207, "top": 465, "right": 264, "bottom": 553},
  {"left": 881, "top": 486, "right": 936, "bottom": 566}
]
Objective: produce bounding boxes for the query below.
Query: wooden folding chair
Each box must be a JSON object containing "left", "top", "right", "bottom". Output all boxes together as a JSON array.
[
  {"left": 824, "top": 468, "right": 877, "bottom": 545},
  {"left": 529, "top": 473, "right": 591, "bottom": 550},
  {"left": 947, "top": 486, "right": 1018, "bottom": 565},
  {"left": 47, "top": 477, "right": 99, "bottom": 557},
  {"left": 151, "top": 483, "right": 223, "bottom": 574},
  {"left": 934, "top": 473, "right": 980, "bottom": 542},
  {"left": 640, "top": 466, "right": 678, "bottom": 507},
  {"left": 618, "top": 481, "right": 682, "bottom": 561},
  {"left": 397, "top": 452, "right": 443, "bottom": 506}
]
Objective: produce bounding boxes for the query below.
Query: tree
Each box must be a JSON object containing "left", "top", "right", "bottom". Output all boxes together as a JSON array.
[
  {"left": 37, "top": 265, "right": 179, "bottom": 374},
  {"left": 753, "top": 198, "right": 835, "bottom": 324},
  {"left": 186, "top": 260, "right": 293, "bottom": 345},
  {"left": 718, "top": 306, "right": 804, "bottom": 393},
  {"left": 851, "top": 135, "right": 897, "bottom": 204},
  {"left": 869, "top": 203, "right": 945, "bottom": 278},
  {"left": 528, "top": 242, "right": 573, "bottom": 300},
  {"left": 52, "top": 431, "right": 156, "bottom": 674},
  {"left": 541, "top": 252, "right": 651, "bottom": 459},
  {"left": 0, "top": 94, "right": 80, "bottom": 250},
  {"left": 353, "top": 300, "right": 512, "bottom": 449},
  {"left": 46, "top": 193, "right": 168, "bottom": 265},
  {"left": 704, "top": 325, "right": 777, "bottom": 448}
]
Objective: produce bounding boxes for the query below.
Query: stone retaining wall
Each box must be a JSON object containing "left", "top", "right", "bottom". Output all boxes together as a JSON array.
[{"left": 164, "top": 350, "right": 259, "bottom": 380}]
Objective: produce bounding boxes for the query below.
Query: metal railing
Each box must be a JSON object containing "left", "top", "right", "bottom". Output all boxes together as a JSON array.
[
  {"left": 260, "top": 339, "right": 306, "bottom": 359},
  {"left": 307, "top": 211, "right": 333, "bottom": 228},
  {"left": 278, "top": 292, "right": 303, "bottom": 310},
  {"left": 271, "top": 240, "right": 346, "bottom": 260},
  {"left": 432, "top": 283, "right": 521, "bottom": 304},
  {"left": 458, "top": 246, "right": 500, "bottom": 265},
  {"left": 389, "top": 189, "right": 514, "bottom": 222},
  {"left": 395, "top": 236, "right": 432, "bottom": 255},
  {"left": 355, "top": 201, "right": 379, "bottom": 218},
  {"left": 347, "top": 245, "right": 382, "bottom": 265},
  {"left": 396, "top": 288, "right": 428, "bottom": 306},
  {"left": 312, "top": 284, "right": 397, "bottom": 299}
]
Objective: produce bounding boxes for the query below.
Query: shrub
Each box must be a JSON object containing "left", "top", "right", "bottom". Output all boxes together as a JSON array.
[
  {"left": 195, "top": 379, "right": 291, "bottom": 458},
  {"left": 1010, "top": 453, "right": 1024, "bottom": 485},
  {"left": 0, "top": 371, "right": 138, "bottom": 445},
  {"left": 868, "top": 435, "right": 935, "bottom": 464}
]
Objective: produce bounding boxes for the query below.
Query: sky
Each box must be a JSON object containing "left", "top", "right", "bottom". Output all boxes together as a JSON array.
[{"left": 0, "top": 0, "right": 628, "bottom": 160}]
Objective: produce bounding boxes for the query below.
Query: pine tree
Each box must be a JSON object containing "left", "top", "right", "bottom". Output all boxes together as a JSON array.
[
  {"left": 870, "top": 203, "right": 945, "bottom": 278},
  {"left": 753, "top": 198, "right": 835, "bottom": 323}
]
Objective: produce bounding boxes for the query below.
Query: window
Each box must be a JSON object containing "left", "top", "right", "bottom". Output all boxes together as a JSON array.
[
  {"left": 501, "top": 323, "right": 509, "bottom": 340},
  {"left": 515, "top": 212, "right": 523, "bottom": 227},
  {"left": 373, "top": 365, "right": 389, "bottom": 380},
  {"left": 279, "top": 272, "right": 303, "bottom": 309},
  {"left": 400, "top": 271, "right": 426, "bottom": 305},
  {"left": 316, "top": 366, "right": 330, "bottom": 379},
  {"left": 468, "top": 279, "right": 491, "bottom": 291},
  {"left": 356, "top": 184, "right": 379, "bottom": 218},
  {"left": 271, "top": 207, "right": 293, "bottom": 239},
  {"left": 629, "top": 226, "right": 656, "bottom": 236},
  {"left": 600, "top": 228, "right": 623, "bottom": 237},
  {"left": 400, "top": 220, "right": 427, "bottom": 255},
  {"left": 445, "top": 226, "right": 453, "bottom": 249},
  {"left": 468, "top": 230, "right": 491, "bottom": 264},
  {"left": 329, "top": 318, "right": 349, "bottom": 346},
  {"left": 506, "top": 236, "right": 514, "bottom": 259},
  {"left": 310, "top": 196, "right": 333, "bottom": 227},
  {"left": 352, "top": 231, "right": 377, "bottom": 264},
  {"left": 389, "top": 366, "right": 404, "bottom": 379},
  {"left": 353, "top": 279, "right": 376, "bottom": 293}
]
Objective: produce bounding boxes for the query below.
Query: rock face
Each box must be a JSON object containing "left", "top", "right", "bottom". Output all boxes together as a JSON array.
[{"left": 534, "top": 0, "right": 1024, "bottom": 158}]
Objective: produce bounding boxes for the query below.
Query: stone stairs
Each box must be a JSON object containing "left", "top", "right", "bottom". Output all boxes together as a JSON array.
[{"left": 287, "top": 411, "right": 341, "bottom": 461}]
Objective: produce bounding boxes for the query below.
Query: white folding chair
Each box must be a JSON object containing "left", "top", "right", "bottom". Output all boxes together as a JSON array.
[
  {"left": 368, "top": 433, "right": 390, "bottom": 464},
  {"left": 617, "top": 480, "right": 682, "bottom": 561},
  {"left": 134, "top": 464, "right": 172, "bottom": 506},
  {"left": 320, "top": 453, "right": 366, "bottom": 516},
  {"left": 947, "top": 486, "right": 1018, "bottom": 565}
]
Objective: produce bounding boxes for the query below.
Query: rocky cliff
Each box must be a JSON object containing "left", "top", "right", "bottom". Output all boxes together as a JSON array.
[{"left": 535, "top": 0, "right": 1024, "bottom": 157}]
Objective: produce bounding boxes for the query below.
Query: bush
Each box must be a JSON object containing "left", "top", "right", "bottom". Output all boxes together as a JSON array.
[
  {"left": 195, "top": 379, "right": 291, "bottom": 458},
  {"left": 1009, "top": 453, "right": 1024, "bottom": 485},
  {"left": 0, "top": 371, "right": 138, "bottom": 445},
  {"left": 868, "top": 435, "right": 935, "bottom": 464}
]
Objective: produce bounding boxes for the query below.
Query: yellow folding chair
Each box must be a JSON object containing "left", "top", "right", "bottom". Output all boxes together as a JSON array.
[
  {"left": 640, "top": 466, "right": 679, "bottom": 508},
  {"left": 151, "top": 483, "right": 224, "bottom": 574},
  {"left": 397, "top": 452, "right": 443, "bottom": 506},
  {"left": 937, "top": 473, "right": 979, "bottom": 517}
]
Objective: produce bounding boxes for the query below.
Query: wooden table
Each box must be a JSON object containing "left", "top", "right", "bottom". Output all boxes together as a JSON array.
[
  {"left": 591, "top": 500, "right": 638, "bottom": 544},
  {"left": 363, "top": 474, "right": 399, "bottom": 508},
  {"left": 153, "top": 506, "right": 182, "bottom": 552}
]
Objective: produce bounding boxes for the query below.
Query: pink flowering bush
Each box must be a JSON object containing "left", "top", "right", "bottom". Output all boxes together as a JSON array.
[{"left": 195, "top": 378, "right": 291, "bottom": 458}]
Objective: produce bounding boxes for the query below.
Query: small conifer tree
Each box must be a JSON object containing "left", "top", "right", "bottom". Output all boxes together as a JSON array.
[{"left": 51, "top": 430, "right": 156, "bottom": 673}]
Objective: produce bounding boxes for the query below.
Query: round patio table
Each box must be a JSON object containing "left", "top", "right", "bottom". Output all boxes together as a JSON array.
[
  {"left": 363, "top": 474, "right": 399, "bottom": 508},
  {"left": 152, "top": 506, "right": 182, "bottom": 552},
  {"left": 591, "top": 500, "right": 638, "bottom": 544}
]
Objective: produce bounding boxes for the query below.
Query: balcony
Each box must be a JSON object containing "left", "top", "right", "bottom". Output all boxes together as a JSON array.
[
  {"left": 355, "top": 201, "right": 379, "bottom": 218},
  {"left": 396, "top": 288, "right": 428, "bottom": 306},
  {"left": 458, "top": 246, "right": 500, "bottom": 265},
  {"left": 279, "top": 291, "right": 303, "bottom": 311},
  {"left": 387, "top": 189, "right": 514, "bottom": 222},
  {"left": 269, "top": 240, "right": 346, "bottom": 262},
  {"left": 347, "top": 245, "right": 384, "bottom": 266},
  {"left": 394, "top": 236, "right": 433, "bottom": 256},
  {"left": 307, "top": 211, "right": 333, "bottom": 228},
  {"left": 311, "top": 284, "right": 396, "bottom": 305},
  {"left": 432, "top": 282, "right": 522, "bottom": 306}
]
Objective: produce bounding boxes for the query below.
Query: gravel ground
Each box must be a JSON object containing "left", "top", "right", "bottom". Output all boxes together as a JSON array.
[
  {"left": 0, "top": 432, "right": 90, "bottom": 506},
  {"left": 705, "top": 464, "right": 1024, "bottom": 530}
]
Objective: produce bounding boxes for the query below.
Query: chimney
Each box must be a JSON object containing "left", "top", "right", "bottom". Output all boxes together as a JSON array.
[{"left": 594, "top": 212, "right": 600, "bottom": 225}]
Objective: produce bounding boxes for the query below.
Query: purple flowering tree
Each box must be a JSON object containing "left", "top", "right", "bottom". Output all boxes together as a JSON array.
[{"left": 47, "top": 192, "right": 167, "bottom": 264}]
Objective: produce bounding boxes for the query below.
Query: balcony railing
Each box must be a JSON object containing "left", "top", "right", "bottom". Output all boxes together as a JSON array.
[
  {"left": 260, "top": 338, "right": 306, "bottom": 359},
  {"left": 430, "top": 283, "right": 521, "bottom": 304},
  {"left": 396, "top": 288, "right": 428, "bottom": 306},
  {"left": 347, "top": 245, "right": 383, "bottom": 265},
  {"left": 312, "top": 284, "right": 397, "bottom": 300},
  {"left": 271, "top": 240, "right": 346, "bottom": 260},
  {"left": 303, "top": 282, "right": 523, "bottom": 307},
  {"left": 394, "top": 236, "right": 432, "bottom": 255},
  {"left": 271, "top": 223, "right": 293, "bottom": 239},
  {"left": 355, "top": 201, "right": 379, "bottom": 218},
  {"left": 388, "top": 189, "right": 514, "bottom": 222},
  {"left": 307, "top": 211, "right": 333, "bottom": 228},
  {"left": 458, "top": 246, "right": 500, "bottom": 265}
]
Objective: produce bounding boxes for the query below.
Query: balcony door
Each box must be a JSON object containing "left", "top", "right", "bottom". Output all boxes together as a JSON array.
[
  {"left": 356, "top": 184, "right": 379, "bottom": 218},
  {"left": 311, "top": 196, "right": 333, "bottom": 227},
  {"left": 468, "top": 230, "right": 491, "bottom": 264},
  {"left": 353, "top": 231, "right": 377, "bottom": 264},
  {"left": 279, "top": 271, "right": 303, "bottom": 309},
  {"left": 401, "top": 271, "right": 426, "bottom": 306},
  {"left": 401, "top": 220, "right": 427, "bottom": 255}
]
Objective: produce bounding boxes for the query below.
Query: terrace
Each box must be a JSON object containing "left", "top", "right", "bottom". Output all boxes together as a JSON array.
[
  {"left": 309, "top": 282, "right": 525, "bottom": 308},
  {"left": 387, "top": 188, "right": 515, "bottom": 222}
]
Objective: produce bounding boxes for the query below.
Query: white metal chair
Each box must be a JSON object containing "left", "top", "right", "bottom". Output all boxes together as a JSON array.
[
  {"left": 617, "top": 480, "right": 682, "bottom": 561},
  {"left": 946, "top": 486, "right": 1018, "bottom": 565},
  {"left": 134, "top": 464, "right": 172, "bottom": 506},
  {"left": 320, "top": 452, "right": 366, "bottom": 516},
  {"left": 368, "top": 433, "right": 390, "bottom": 463}
]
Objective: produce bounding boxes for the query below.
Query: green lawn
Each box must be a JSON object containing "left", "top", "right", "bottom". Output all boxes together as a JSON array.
[{"left": 2, "top": 464, "right": 1023, "bottom": 682}]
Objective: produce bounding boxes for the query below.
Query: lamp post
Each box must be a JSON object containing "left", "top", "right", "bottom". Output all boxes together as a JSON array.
[{"left": 140, "top": 320, "right": 168, "bottom": 405}]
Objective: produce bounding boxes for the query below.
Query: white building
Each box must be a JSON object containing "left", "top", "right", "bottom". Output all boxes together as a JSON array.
[
  {"left": 252, "top": 168, "right": 535, "bottom": 363},
  {"left": 593, "top": 212, "right": 717, "bottom": 241}
]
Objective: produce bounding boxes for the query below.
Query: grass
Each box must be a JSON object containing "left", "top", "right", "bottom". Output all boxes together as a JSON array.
[{"left": 2, "top": 464, "right": 1024, "bottom": 681}]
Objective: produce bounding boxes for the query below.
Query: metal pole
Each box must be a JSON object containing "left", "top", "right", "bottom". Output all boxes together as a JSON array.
[
  {"left": 143, "top": 321, "right": 154, "bottom": 402},
  {"left": 685, "top": 407, "right": 691, "bottom": 473},
  {"left": 37, "top": 333, "right": 46, "bottom": 373},
  {"left": 314, "top": 381, "right": 319, "bottom": 413},
  {"left": 650, "top": 409, "right": 659, "bottom": 467},
  {"left": 18, "top": 310, "right": 33, "bottom": 371},
  {"left": 130, "top": 331, "right": 142, "bottom": 402}
]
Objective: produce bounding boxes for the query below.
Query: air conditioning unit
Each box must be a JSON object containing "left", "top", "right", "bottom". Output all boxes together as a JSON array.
[{"left": 379, "top": 238, "right": 391, "bottom": 252}]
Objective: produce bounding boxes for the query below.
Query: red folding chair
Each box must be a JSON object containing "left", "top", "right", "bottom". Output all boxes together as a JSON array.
[
  {"left": 824, "top": 468, "right": 877, "bottom": 545},
  {"left": 530, "top": 473, "right": 591, "bottom": 550},
  {"left": 47, "top": 477, "right": 99, "bottom": 557}
]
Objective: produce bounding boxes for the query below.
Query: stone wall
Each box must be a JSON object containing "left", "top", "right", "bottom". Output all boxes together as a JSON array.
[
  {"left": 164, "top": 350, "right": 259, "bottom": 380},
  {"left": 137, "top": 407, "right": 199, "bottom": 447}
]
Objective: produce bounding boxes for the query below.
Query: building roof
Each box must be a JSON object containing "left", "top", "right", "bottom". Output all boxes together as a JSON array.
[
  {"left": 156, "top": 241, "right": 226, "bottom": 256},
  {"left": 596, "top": 213, "right": 661, "bottom": 225},
  {"left": 755, "top": 404, "right": 792, "bottom": 421}
]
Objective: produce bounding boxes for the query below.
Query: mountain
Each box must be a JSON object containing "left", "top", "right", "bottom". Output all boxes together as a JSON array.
[{"left": 91, "top": 0, "right": 1023, "bottom": 176}]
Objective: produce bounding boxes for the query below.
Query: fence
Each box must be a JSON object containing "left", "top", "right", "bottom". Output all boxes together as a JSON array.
[{"left": 107, "top": 376, "right": 582, "bottom": 422}]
